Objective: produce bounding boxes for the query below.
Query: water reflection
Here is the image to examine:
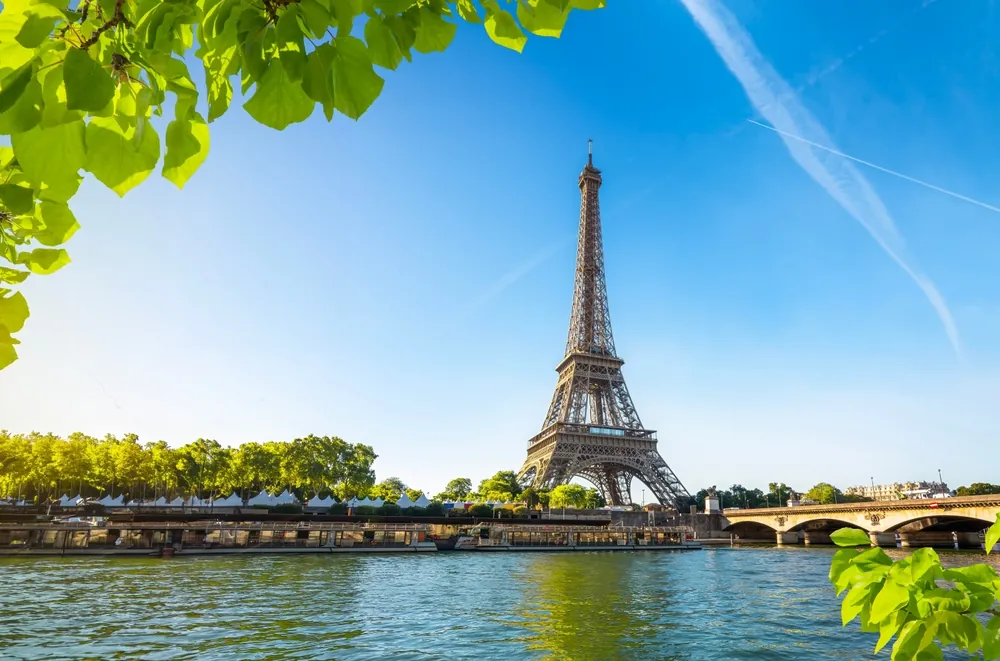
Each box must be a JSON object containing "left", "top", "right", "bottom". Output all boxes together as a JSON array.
[
  {"left": 1, "top": 548, "right": 996, "bottom": 660},
  {"left": 512, "top": 552, "right": 680, "bottom": 660}
]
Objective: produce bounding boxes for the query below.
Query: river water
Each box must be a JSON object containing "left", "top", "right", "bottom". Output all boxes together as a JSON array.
[{"left": 2, "top": 547, "right": 997, "bottom": 660}]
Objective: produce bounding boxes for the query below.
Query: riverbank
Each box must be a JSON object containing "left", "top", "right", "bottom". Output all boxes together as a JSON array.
[{"left": 0, "top": 520, "right": 701, "bottom": 556}]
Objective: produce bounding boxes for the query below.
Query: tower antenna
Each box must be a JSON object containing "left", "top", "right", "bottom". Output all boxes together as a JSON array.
[{"left": 588, "top": 139, "right": 593, "bottom": 166}]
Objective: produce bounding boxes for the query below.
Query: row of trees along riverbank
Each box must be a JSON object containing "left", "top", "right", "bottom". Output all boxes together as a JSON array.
[{"left": 0, "top": 431, "right": 377, "bottom": 504}]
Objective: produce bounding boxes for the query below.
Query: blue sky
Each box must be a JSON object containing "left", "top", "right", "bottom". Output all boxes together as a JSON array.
[{"left": 5, "top": 0, "right": 1000, "bottom": 499}]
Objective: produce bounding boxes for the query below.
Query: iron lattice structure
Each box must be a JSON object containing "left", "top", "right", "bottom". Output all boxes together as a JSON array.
[{"left": 518, "top": 144, "right": 691, "bottom": 509}]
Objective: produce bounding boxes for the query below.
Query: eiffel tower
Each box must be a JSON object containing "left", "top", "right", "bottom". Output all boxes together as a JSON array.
[{"left": 518, "top": 143, "right": 691, "bottom": 508}]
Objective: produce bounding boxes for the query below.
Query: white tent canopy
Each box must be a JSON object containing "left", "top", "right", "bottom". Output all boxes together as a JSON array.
[
  {"left": 273, "top": 489, "right": 298, "bottom": 505},
  {"left": 214, "top": 493, "right": 243, "bottom": 507},
  {"left": 168, "top": 497, "right": 183, "bottom": 507},
  {"left": 99, "top": 495, "right": 124, "bottom": 507},
  {"left": 413, "top": 494, "right": 431, "bottom": 508},
  {"left": 396, "top": 495, "right": 415, "bottom": 509},
  {"left": 306, "top": 495, "right": 332, "bottom": 508},
  {"left": 58, "top": 494, "right": 77, "bottom": 506},
  {"left": 153, "top": 496, "right": 167, "bottom": 506},
  {"left": 247, "top": 490, "right": 275, "bottom": 507}
]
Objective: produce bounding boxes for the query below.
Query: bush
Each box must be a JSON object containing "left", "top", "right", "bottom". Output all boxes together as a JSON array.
[
  {"left": 327, "top": 503, "right": 347, "bottom": 515},
  {"left": 405, "top": 506, "right": 426, "bottom": 516},
  {"left": 377, "top": 503, "right": 401, "bottom": 516},
  {"left": 271, "top": 504, "right": 303, "bottom": 514},
  {"left": 447, "top": 507, "right": 467, "bottom": 517},
  {"left": 513, "top": 506, "right": 528, "bottom": 517},
  {"left": 468, "top": 504, "right": 493, "bottom": 518},
  {"left": 425, "top": 502, "right": 446, "bottom": 516},
  {"left": 352, "top": 506, "right": 377, "bottom": 515}
]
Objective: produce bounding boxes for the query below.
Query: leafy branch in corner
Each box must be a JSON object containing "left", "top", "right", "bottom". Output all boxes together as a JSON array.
[
  {"left": 829, "top": 518, "right": 1000, "bottom": 659},
  {"left": 0, "top": 0, "right": 607, "bottom": 369}
]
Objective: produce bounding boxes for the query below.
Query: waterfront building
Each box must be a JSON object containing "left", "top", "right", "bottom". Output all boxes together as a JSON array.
[{"left": 844, "top": 481, "right": 951, "bottom": 501}]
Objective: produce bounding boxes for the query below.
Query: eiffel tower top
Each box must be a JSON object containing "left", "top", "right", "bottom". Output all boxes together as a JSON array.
[{"left": 565, "top": 141, "right": 616, "bottom": 358}]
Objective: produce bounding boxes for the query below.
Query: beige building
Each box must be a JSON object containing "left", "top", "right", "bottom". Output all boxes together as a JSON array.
[{"left": 844, "top": 481, "right": 950, "bottom": 501}]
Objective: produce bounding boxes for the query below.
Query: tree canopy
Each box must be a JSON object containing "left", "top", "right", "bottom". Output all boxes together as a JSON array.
[
  {"left": 548, "top": 483, "right": 602, "bottom": 509},
  {"left": 0, "top": 0, "right": 606, "bottom": 369},
  {"left": 955, "top": 482, "right": 1000, "bottom": 496},
  {"left": 434, "top": 476, "right": 472, "bottom": 501},
  {"left": 0, "top": 430, "right": 376, "bottom": 502}
]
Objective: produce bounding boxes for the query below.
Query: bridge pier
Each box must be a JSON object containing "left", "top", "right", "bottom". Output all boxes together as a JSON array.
[
  {"left": 776, "top": 532, "right": 799, "bottom": 546},
  {"left": 955, "top": 532, "right": 982, "bottom": 549},
  {"left": 802, "top": 531, "right": 831, "bottom": 545},
  {"left": 868, "top": 532, "right": 896, "bottom": 547},
  {"left": 898, "top": 532, "right": 956, "bottom": 549}
]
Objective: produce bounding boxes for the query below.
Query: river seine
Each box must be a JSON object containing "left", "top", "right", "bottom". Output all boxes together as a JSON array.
[{"left": 2, "top": 547, "right": 997, "bottom": 660}]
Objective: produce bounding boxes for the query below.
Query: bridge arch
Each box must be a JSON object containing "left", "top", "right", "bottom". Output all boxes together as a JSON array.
[
  {"left": 726, "top": 521, "right": 778, "bottom": 539},
  {"left": 786, "top": 517, "right": 869, "bottom": 533},
  {"left": 884, "top": 514, "right": 994, "bottom": 533}
]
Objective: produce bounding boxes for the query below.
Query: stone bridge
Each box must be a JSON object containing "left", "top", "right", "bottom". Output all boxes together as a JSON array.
[{"left": 719, "top": 494, "right": 1000, "bottom": 548}]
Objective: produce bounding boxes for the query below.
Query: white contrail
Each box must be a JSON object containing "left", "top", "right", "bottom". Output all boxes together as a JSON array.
[
  {"left": 679, "top": 0, "right": 961, "bottom": 355},
  {"left": 748, "top": 119, "right": 1000, "bottom": 215},
  {"left": 461, "top": 236, "right": 575, "bottom": 317}
]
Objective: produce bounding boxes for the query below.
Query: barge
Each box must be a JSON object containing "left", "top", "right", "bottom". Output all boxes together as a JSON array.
[
  {"left": 454, "top": 525, "right": 700, "bottom": 552},
  {"left": 0, "top": 519, "right": 701, "bottom": 556}
]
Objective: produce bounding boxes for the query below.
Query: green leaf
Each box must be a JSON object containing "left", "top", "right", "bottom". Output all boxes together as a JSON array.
[
  {"left": 0, "top": 268, "right": 30, "bottom": 285},
  {"left": 85, "top": 116, "right": 161, "bottom": 196},
  {"left": 931, "top": 611, "right": 980, "bottom": 650},
  {"left": 15, "top": 5, "right": 65, "bottom": 48},
  {"left": 384, "top": 15, "right": 416, "bottom": 61},
  {"left": 0, "top": 341, "right": 16, "bottom": 370},
  {"left": 38, "top": 58, "right": 84, "bottom": 128},
  {"left": 482, "top": 0, "right": 527, "bottom": 52},
  {"left": 332, "top": 36, "right": 384, "bottom": 120},
  {"left": 64, "top": 47, "right": 116, "bottom": 112},
  {"left": 302, "top": 43, "right": 335, "bottom": 120},
  {"left": 985, "top": 616, "right": 1000, "bottom": 660},
  {"left": 0, "top": 0, "right": 37, "bottom": 72},
  {"left": 853, "top": 546, "right": 893, "bottom": 570},
  {"left": 570, "top": 0, "right": 604, "bottom": 8},
  {"left": 829, "top": 548, "right": 860, "bottom": 585},
  {"left": 457, "top": 0, "right": 481, "bottom": 23},
  {"left": 876, "top": 610, "right": 909, "bottom": 654},
  {"left": 517, "top": 0, "right": 570, "bottom": 38},
  {"left": 943, "top": 564, "right": 1000, "bottom": 589},
  {"left": 276, "top": 6, "right": 307, "bottom": 83},
  {"left": 34, "top": 201, "right": 79, "bottom": 246},
  {"left": 413, "top": 7, "right": 457, "bottom": 54},
  {"left": 0, "top": 291, "right": 29, "bottom": 333},
  {"left": 891, "top": 621, "right": 928, "bottom": 661},
  {"left": 842, "top": 580, "right": 878, "bottom": 626},
  {"left": 0, "top": 62, "right": 34, "bottom": 114},
  {"left": 244, "top": 60, "right": 315, "bottom": 130},
  {"left": 987, "top": 514, "right": 1000, "bottom": 555},
  {"left": 909, "top": 548, "right": 942, "bottom": 584},
  {"left": 0, "top": 75, "right": 42, "bottom": 135},
  {"left": 0, "top": 183, "right": 34, "bottom": 214},
  {"left": 365, "top": 16, "right": 403, "bottom": 70},
  {"left": 23, "top": 247, "right": 70, "bottom": 274},
  {"left": 331, "top": 0, "right": 357, "bottom": 37},
  {"left": 10, "top": 120, "right": 85, "bottom": 202},
  {"left": 919, "top": 588, "right": 971, "bottom": 613},
  {"left": 831, "top": 527, "right": 871, "bottom": 547},
  {"left": 298, "top": 0, "right": 331, "bottom": 37},
  {"left": 871, "top": 577, "right": 911, "bottom": 624},
  {"left": 373, "top": 0, "right": 416, "bottom": 13},
  {"left": 163, "top": 112, "right": 209, "bottom": 188}
]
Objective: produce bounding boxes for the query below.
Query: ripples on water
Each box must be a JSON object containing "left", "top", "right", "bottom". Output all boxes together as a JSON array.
[{"left": 2, "top": 548, "right": 997, "bottom": 660}]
